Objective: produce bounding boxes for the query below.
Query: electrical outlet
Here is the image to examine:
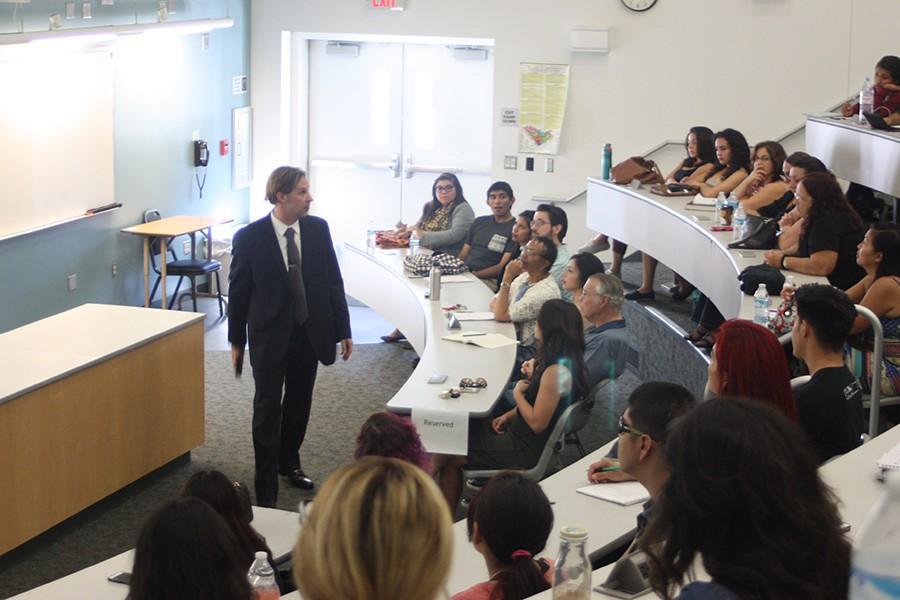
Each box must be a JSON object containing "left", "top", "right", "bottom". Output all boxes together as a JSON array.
[
  {"left": 111, "top": 263, "right": 118, "bottom": 277},
  {"left": 82, "top": 1, "right": 92, "bottom": 19},
  {"left": 182, "top": 240, "right": 191, "bottom": 256},
  {"left": 503, "top": 156, "right": 517, "bottom": 170},
  {"left": 545, "top": 158, "right": 554, "bottom": 173},
  {"left": 65, "top": 1, "right": 75, "bottom": 18},
  {"left": 67, "top": 274, "right": 77, "bottom": 292},
  {"left": 525, "top": 157, "right": 534, "bottom": 172}
]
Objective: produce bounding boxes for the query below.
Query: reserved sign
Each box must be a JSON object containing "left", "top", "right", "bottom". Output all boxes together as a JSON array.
[{"left": 412, "top": 407, "right": 469, "bottom": 456}]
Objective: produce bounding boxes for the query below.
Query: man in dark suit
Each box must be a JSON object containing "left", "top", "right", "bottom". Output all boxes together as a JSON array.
[{"left": 228, "top": 166, "right": 352, "bottom": 507}]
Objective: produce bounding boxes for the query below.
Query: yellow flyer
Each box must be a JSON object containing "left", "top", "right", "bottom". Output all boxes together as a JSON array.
[{"left": 518, "top": 63, "right": 570, "bottom": 155}]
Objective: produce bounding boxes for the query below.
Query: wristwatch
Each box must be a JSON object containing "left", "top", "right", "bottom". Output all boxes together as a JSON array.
[
  {"left": 500, "top": 281, "right": 511, "bottom": 289},
  {"left": 780, "top": 255, "right": 789, "bottom": 270}
]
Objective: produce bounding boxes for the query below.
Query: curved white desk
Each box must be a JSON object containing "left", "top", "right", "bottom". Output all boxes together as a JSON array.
[
  {"left": 342, "top": 243, "right": 517, "bottom": 417},
  {"left": 806, "top": 114, "right": 900, "bottom": 198},
  {"left": 586, "top": 178, "right": 824, "bottom": 321}
]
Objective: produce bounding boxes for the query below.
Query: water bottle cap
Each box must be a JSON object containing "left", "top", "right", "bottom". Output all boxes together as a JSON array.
[
  {"left": 559, "top": 526, "right": 588, "bottom": 541},
  {"left": 255, "top": 551, "right": 267, "bottom": 559}
]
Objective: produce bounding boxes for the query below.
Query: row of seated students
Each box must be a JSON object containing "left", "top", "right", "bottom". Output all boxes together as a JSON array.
[{"left": 125, "top": 389, "right": 852, "bottom": 600}]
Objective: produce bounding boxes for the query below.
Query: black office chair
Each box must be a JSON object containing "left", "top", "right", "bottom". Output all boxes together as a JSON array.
[{"left": 143, "top": 209, "right": 224, "bottom": 315}]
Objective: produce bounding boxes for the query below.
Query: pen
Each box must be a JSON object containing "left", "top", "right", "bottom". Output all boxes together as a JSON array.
[
  {"left": 462, "top": 332, "right": 486, "bottom": 337},
  {"left": 599, "top": 465, "right": 621, "bottom": 472}
]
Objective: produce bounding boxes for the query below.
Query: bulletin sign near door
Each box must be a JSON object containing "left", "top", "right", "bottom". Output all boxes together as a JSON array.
[{"left": 518, "top": 63, "right": 570, "bottom": 155}]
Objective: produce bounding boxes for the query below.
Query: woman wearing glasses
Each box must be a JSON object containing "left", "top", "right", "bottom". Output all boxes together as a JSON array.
[
  {"left": 383, "top": 172, "right": 476, "bottom": 343},
  {"left": 434, "top": 299, "right": 588, "bottom": 510},
  {"left": 730, "top": 141, "right": 789, "bottom": 217}
]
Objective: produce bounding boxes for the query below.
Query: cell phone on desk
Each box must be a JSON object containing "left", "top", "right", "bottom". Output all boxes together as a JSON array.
[{"left": 108, "top": 571, "right": 131, "bottom": 585}]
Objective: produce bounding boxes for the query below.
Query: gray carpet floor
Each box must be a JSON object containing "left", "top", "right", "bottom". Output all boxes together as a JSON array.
[{"left": 0, "top": 341, "right": 639, "bottom": 598}]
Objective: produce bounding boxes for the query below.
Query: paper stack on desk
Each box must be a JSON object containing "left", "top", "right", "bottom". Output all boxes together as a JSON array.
[
  {"left": 575, "top": 482, "right": 650, "bottom": 506},
  {"left": 876, "top": 442, "right": 900, "bottom": 471},
  {"left": 442, "top": 331, "right": 518, "bottom": 349},
  {"left": 453, "top": 312, "right": 496, "bottom": 321}
]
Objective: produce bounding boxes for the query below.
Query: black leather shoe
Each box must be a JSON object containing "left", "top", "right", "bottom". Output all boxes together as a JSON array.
[
  {"left": 624, "top": 290, "right": 655, "bottom": 301},
  {"left": 282, "top": 468, "right": 314, "bottom": 490}
]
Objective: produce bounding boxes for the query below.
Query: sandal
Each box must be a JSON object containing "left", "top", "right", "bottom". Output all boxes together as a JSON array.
[
  {"left": 692, "top": 332, "right": 716, "bottom": 350},
  {"left": 671, "top": 284, "right": 695, "bottom": 302},
  {"left": 380, "top": 330, "right": 406, "bottom": 343}
]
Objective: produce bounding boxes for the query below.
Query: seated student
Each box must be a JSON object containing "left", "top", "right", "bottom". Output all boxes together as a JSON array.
[
  {"left": 578, "top": 273, "right": 632, "bottom": 389},
  {"left": 435, "top": 300, "right": 588, "bottom": 509},
  {"left": 129, "top": 498, "right": 253, "bottom": 600},
  {"left": 491, "top": 236, "right": 561, "bottom": 350},
  {"left": 642, "top": 398, "right": 851, "bottom": 600},
  {"left": 561, "top": 252, "right": 606, "bottom": 308},
  {"left": 294, "top": 457, "right": 452, "bottom": 600},
  {"left": 586, "top": 382, "right": 696, "bottom": 561},
  {"left": 180, "top": 470, "right": 281, "bottom": 589},
  {"left": 459, "top": 181, "right": 518, "bottom": 288},
  {"left": 531, "top": 203, "right": 570, "bottom": 298},
  {"left": 383, "top": 172, "right": 476, "bottom": 343},
  {"left": 355, "top": 411, "right": 431, "bottom": 473},
  {"left": 792, "top": 283, "right": 865, "bottom": 462},
  {"left": 626, "top": 126, "right": 717, "bottom": 301},
  {"left": 498, "top": 209, "right": 534, "bottom": 284},
  {"left": 683, "top": 129, "right": 753, "bottom": 343},
  {"left": 847, "top": 223, "right": 900, "bottom": 396},
  {"left": 705, "top": 319, "right": 797, "bottom": 420},
  {"left": 776, "top": 152, "right": 829, "bottom": 253},
  {"left": 764, "top": 172, "right": 865, "bottom": 291},
  {"left": 453, "top": 472, "right": 554, "bottom": 600},
  {"left": 841, "top": 56, "right": 900, "bottom": 222},
  {"left": 731, "top": 140, "right": 789, "bottom": 216}
]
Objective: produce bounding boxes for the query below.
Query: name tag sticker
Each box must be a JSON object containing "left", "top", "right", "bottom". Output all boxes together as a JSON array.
[{"left": 412, "top": 408, "right": 469, "bottom": 456}]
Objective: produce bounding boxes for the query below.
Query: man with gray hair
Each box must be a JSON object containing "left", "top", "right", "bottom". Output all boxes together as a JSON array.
[{"left": 578, "top": 273, "right": 632, "bottom": 388}]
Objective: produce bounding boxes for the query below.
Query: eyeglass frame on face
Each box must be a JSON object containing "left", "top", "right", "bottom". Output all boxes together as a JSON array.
[
  {"left": 617, "top": 413, "right": 654, "bottom": 440},
  {"left": 435, "top": 184, "right": 455, "bottom": 193},
  {"left": 522, "top": 241, "right": 547, "bottom": 259}
]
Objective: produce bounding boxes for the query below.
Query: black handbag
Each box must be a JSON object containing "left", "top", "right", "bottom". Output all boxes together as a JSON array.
[
  {"left": 738, "top": 263, "right": 785, "bottom": 296},
  {"left": 728, "top": 215, "right": 779, "bottom": 250}
]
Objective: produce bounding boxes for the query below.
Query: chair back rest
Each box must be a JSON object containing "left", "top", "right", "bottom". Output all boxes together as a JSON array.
[
  {"left": 524, "top": 399, "right": 586, "bottom": 480},
  {"left": 790, "top": 375, "right": 811, "bottom": 391},
  {"left": 143, "top": 209, "right": 164, "bottom": 265}
]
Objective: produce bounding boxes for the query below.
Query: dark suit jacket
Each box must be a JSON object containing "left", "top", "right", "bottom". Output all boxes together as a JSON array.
[{"left": 228, "top": 214, "right": 351, "bottom": 369}]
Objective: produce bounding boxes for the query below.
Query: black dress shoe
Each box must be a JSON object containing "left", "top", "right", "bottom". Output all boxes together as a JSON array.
[
  {"left": 624, "top": 290, "right": 655, "bottom": 301},
  {"left": 282, "top": 468, "right": 314, "bottom": 490}
]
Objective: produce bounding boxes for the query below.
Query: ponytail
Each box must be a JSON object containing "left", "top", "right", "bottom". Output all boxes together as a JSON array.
[{"left": 490, "top": 552, "right": 550, "bottom": 600}]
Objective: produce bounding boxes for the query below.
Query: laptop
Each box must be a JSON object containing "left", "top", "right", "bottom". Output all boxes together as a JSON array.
[{"left": 863, "top": 112, "right": 900, "bottom": 131}]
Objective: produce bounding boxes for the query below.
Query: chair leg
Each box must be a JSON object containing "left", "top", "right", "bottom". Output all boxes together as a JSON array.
[
  {"left": 168, "top": 276, "right": 185, "bottom": 309},
  {"left": 214, "top": 272, "right": 224, "bottom": 317},
  {"left": 149, "top": 276, "right": 161, "bottom": 307},
  {"left": 190, "top": 276, "right": 198, "bottom": 312}
]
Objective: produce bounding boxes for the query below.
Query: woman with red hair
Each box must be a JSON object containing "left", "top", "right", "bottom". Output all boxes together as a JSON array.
[
  {"left": 706, "top": 319, "right": 797, "bottom": 421},
  {"left": 355, "top": 412, "right": 432, "bottom": 473}
]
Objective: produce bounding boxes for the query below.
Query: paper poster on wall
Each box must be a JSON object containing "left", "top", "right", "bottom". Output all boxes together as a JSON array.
[{"left": 518, "top": 63, "right": 570, "bottom": 155}]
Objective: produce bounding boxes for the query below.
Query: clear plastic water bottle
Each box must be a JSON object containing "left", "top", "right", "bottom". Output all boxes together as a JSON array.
[
  {"left": 366, "top": 220, "right": 376, "bottom": 251},
  {"left": 601, "top": 143, "right": 612, "bottom": 181},
  {"left": 409, "top": 230, "right": 420, "bottom": 255},
  {"left": 715, "top": 192, "right": 727, "bottom": 225},
  {"left": 753, "top": 283, "right": 770, "bottom": 325},
  {"left": 732, "top": 202, "right": 747, "bottom": 241},
  {"left": 850, "top": 472, "right": 900, "bottom": 599},
  {"left": 552, "top": 527, "right": 591, "bottom": 600},
  {"left": 247, "top": 551, "right": 279, "bottom": 600},
  {"left": 860, "top": 76, "right": 875, "bottom": 124}
]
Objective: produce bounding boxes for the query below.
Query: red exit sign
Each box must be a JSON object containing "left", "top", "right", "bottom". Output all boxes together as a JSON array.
[{"left": 370, "top": 0, "right": 405, "bottom": 9}]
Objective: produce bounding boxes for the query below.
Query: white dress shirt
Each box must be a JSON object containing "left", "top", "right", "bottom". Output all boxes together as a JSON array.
[{"left": 270, "top": 212, "right": 301, "bottom": 270}]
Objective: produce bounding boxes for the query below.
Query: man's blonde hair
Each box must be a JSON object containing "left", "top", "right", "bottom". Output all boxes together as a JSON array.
[{"left": 294, "top": 456, "right": 453, "bottom": 600}]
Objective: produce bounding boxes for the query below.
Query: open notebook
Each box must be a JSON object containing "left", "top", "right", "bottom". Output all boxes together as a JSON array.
[
  {"left": 575, "top": 482, "right": 650, "bottom": 506},
  {"left": 442, "top": 331, "right": 518, "bottom": 349},
  {"left": 877, "top": 442, "right": 900, "bottom": 471}
]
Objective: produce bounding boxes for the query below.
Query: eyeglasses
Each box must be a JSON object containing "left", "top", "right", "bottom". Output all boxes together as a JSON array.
[
  {"left": 435, "top": 185, "right": 455, "bottom": 193},
  {"left": 617, "top": 414, "right": 646, "bottom": 437},
  {"left": 522, "top": 246, "right": 545, "bottom": 257},
  {"left": 754, "top": 155, "right": 772, "bottom": 162},
  {"left": 531, "top": 218, "right": 550, "bottom": 227}
]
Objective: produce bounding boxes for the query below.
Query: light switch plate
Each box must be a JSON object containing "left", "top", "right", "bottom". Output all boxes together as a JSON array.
[{"left": 503, "top": 156, "right": 517, "bottom": 170}]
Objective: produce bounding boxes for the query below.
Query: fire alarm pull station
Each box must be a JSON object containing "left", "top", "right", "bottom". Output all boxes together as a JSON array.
[{"left": 220, "top": 139, "right": 230, "bottom": 156}]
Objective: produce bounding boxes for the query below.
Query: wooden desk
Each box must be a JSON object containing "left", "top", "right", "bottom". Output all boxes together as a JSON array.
[
  {"left": 121, "top": 215, "right": 232, "bottom": 309},
  {"left": 0, "top": 304, "right": 205, "bottom": 556},
  {"left": 8, "top": 506, "right": 300, "bottom": 599},
  {"left": 342, "top": 243, "right": 518, "bottom": 417}
]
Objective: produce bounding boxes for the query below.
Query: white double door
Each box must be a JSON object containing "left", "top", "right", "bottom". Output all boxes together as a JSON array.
[{"left": 307, "top": 40, "right": 494, "bottom": 243}]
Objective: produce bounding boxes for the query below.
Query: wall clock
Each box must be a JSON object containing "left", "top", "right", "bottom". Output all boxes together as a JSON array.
[{"left": 621, "top": 0, "right": 658, "bottom": 12}]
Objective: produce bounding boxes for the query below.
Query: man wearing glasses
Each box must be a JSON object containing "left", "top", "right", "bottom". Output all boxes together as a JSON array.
[
  {"left": 531, "top": 203, "right": 570, "bottom": 298},
  {"left": 586, "top": 382, "right": 696, "bottom": 559},
  {"left": 578, "top": 273, "right": 632, "bottom": 389}
]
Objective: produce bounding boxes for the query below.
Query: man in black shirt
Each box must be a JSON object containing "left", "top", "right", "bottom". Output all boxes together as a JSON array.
[{"left": 793, "top": 284, "right": 865, "bottom": 462}]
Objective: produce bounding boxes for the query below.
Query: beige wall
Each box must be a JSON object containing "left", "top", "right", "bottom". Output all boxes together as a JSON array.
[{"left": 250, "top": 0, "right": 896, "bottom": 247}]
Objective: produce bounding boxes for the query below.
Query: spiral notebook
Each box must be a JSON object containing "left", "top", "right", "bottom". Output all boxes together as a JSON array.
[{"left": 876, "top": 442, "right": 900, "bottom": 471}]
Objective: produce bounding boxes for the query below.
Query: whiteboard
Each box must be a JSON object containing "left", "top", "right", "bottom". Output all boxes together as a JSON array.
[{"left": 0, "top": 49, "right": 115, "bottom": 239}]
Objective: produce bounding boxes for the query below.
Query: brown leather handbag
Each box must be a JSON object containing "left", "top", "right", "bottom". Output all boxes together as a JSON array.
[{"left": 611, "top": 156, "right": 665, "bottom": 186}]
